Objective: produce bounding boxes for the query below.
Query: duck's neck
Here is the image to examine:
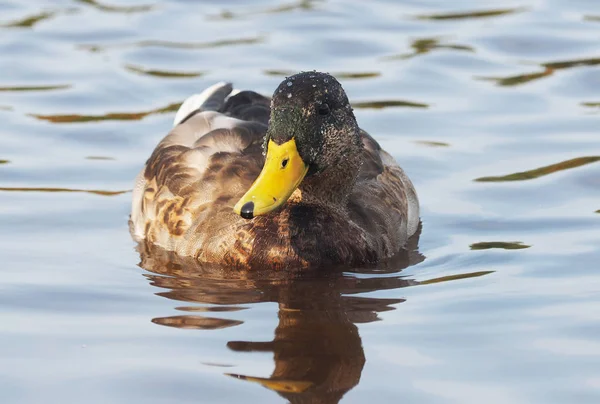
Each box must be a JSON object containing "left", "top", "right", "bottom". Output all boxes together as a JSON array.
[{"left": 296, "top": 148, "right": 363, "bottom": 209}]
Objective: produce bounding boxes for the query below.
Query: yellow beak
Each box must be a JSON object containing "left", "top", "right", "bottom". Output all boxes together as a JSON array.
[{"left": 234, "top": 138, "right": 308, "bottom": 219}]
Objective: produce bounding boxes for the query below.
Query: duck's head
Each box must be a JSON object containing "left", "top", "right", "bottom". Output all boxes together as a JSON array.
[{"left": 234, "top": 71, "right": 361, "bottom": 219}]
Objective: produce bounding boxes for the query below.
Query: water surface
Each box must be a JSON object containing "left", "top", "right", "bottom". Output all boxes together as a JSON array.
[{"left": 1, "top": 1, "right": 600, "bottom": 403}]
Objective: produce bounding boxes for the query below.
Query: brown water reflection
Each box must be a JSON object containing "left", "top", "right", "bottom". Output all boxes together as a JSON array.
[
  {"left": 74, "top": 0, "right": 154, "bottom": 13},
  {"left": 1, "top": 11, "right": 58, "bottom": 28},
  {"left": 352, "top": 100, "right": 428, "bottom": 109},
  {"left": 416, "top": 7, "right": 525, "bottom": 21},
  {"left": 31, "top": 102, "right": 181, "bottom": 123},
  {"left": 479, "top": 67, "right": 553, "bottom": 87},
  {"left": 0, "top": 85, "right": 71, "bottom": 92},
  {"left": 470, "top": 241, "right": 530, "bottom": 250},
  {"left": 264, "top": 70, "right": 381, "bottom": 80},
  {"left": 475, "top": 156, "right": 600, "bottom": 182},
  {"left": 214, "top": 0, "right": 319, "bottom": 20},
  {"left": 152, "top": 315, "right": 243, "bottom": 330},
  {"left": 383, "top": 37, "right": 473, "bottom": 61},
  {"left": 135, "top": 228, "right": 493, "bottom": 403},
  {"left": 79, "top": 36, "right": 264, "bottom": 53},
  {"left": 545, "top": 57, "right": 600, "bottom": 70},
  {"left": 480, "top": 57, "right": 600, "bottom": 87},
  {"left": 85, "top": 156, "right": 116, "bottom": 161},
  {"left": 125, "top": 64, "right": 205, "bottom": 79},
  {"left": 414, "top": 140, "right": 449, "bottom": 147}
]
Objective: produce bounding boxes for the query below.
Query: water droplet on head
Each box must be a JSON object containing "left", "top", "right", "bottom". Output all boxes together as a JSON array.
[
  {"left": 287, "top": 81, "right": 292, "bottom": 86},
  {"left": 287, "top": 93, "right": 292, "bottom": 98},
  {"left": 324, "top": 78, "right": 329, "bottom": 83},
  {"left": 312, "top": 84, "right": 316, "bottom": 87}
]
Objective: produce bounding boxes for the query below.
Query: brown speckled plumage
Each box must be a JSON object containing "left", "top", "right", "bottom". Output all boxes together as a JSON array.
[{"left": 131, "top": 72, "right": 419, "bottom": 270}]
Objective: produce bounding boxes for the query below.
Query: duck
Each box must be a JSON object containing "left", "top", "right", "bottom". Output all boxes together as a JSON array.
[{"left": 130, "top": 71, "right": 419, "bottom": 270}]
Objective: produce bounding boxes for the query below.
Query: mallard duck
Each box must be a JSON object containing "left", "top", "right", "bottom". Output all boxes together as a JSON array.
[{"left": 130, "top": 71, "right": 419, "bottom": 270}]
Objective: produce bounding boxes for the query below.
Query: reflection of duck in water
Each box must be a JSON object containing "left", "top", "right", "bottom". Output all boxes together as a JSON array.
[
  {"left": 131, "top": 71, "right": 419, "bottom": 270},
  {"left": 136, "top": 230, "right": 424, "bottom": 404}
]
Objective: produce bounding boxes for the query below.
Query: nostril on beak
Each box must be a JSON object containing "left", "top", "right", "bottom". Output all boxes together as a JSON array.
[{"left": 240, "top": 201, "right": 254, "bottom": 219}]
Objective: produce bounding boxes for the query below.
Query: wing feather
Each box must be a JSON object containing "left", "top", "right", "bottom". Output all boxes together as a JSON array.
[{"left": 131, "top": 86, "right": 270, "bottom": 251}]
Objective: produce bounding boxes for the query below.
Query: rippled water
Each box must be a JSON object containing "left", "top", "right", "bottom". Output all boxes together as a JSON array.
[{"left": 1, "top": 1, "right": 600, "bottom": 403}]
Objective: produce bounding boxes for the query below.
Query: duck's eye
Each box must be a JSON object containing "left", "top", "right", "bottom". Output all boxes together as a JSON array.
[
  {"left": 317, "top": 103, "right": 330, "bottom": 116},
  {"left": 281, "top": 158, "right": 289, "bottom": 169}
]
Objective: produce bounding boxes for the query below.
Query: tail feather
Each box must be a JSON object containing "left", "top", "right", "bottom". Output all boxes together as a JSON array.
[{"left": 173, "top": 81, "right": 233, "bottom": 127}]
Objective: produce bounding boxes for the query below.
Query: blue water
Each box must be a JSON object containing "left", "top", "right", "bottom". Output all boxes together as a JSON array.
[{"left": 1, "top": 1, "right": 600, "bottom": 403}]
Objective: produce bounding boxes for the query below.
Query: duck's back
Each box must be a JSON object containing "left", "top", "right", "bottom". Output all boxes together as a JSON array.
[
  {"left": 131, "top": 83, "right": 419, "bottom": 270},
  {"left": 349, "top": 130, "right": 419, "bottom": 258},
  {"left": 130, "top": 84, "right": 271, "bottom": 261}
]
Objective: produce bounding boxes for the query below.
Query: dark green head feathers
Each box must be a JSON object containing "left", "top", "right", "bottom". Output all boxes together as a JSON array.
[{"left": 266, "top": 71, "right": 361, "bottom": 175}]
